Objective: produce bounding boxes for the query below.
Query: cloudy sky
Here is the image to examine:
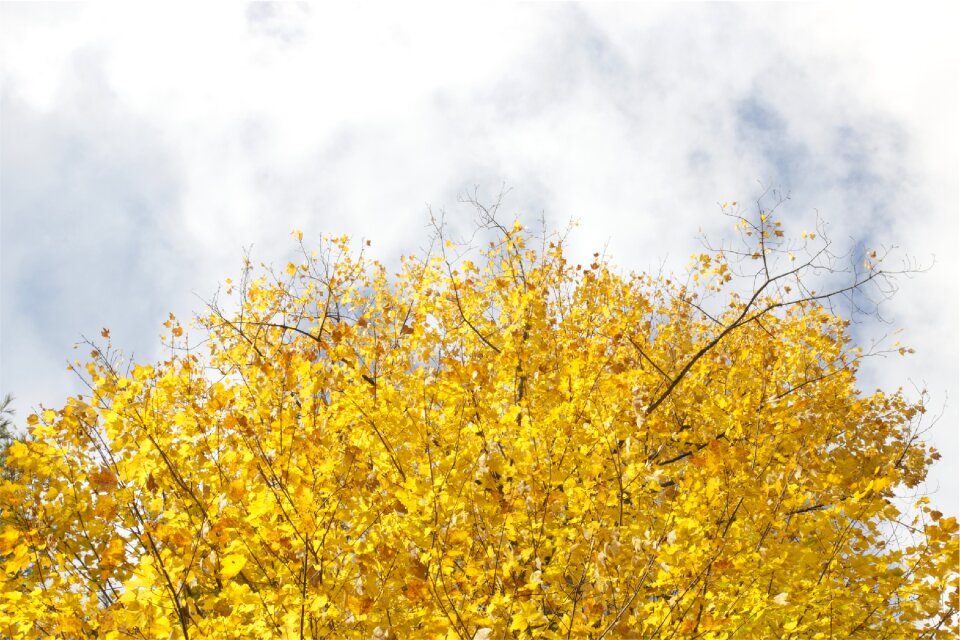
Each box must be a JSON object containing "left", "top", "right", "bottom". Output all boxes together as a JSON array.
[{"left": 1, "top": 4, "right": 956, "bottom": 513}]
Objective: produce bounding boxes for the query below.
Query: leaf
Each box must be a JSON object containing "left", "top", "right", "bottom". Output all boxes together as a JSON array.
[
  {"left": 220, "top": 553, "right": 247, "bottom": 580},
  {"left": 90, "top": 467, "right": 118, "bottom": 492}
]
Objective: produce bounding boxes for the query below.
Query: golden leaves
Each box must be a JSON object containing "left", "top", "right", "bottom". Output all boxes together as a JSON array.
[
  {"left": 220, "top": 553, "right": 247, "bottom": 580},
  {"left": 226, "top": 478, "right": 246, "bottom": 502},
  {"left": 0, "top": 222, "right": 954, "bottom": 640},
  {"left": 89, "top": 467, "right": 118, "bottom": 493},
  {"left": 0, "top": 528, "right": 20, "bottom": 554},
  {"left": 93, "top": 494, "right": 119, "bottom": 519},
  {"left": 99, "top": 536, "right": 127, "bottom": 568},
  {"left": 938, "top": 517, "right": 959, "bottom": 535}
]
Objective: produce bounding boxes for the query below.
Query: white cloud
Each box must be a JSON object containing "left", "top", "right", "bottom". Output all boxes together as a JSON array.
[{"left": 1, "top": 3, "right": 956, "bottom": 512}]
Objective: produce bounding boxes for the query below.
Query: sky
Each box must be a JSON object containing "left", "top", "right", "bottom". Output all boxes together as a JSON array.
[{"left": 1, "top": 4, "right": 957, "bottom": 514}]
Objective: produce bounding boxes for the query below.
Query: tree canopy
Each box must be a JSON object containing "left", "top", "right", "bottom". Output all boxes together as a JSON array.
[{"left": 2, "top": 205, "right": 956, "bottom": 639}]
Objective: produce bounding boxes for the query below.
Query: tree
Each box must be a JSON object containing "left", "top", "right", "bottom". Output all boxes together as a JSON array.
[
  {"left": 0, "top": 394, "right": 14, "bottom": 446},
  {"left": 0, "top": 395, "right": 22, "bottom": 482},
  {"left": 1, "top": 201, "right": 956, "bottom": 639}
]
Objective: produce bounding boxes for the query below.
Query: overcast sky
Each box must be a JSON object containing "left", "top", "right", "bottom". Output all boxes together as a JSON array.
[{"left": 1, "top": 4, "right": 957, "bottom": 514}]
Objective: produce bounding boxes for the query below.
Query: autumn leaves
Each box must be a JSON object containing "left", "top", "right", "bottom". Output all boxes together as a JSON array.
[{"left": 1, "top": 216, "right": 956, "bottom": 638}]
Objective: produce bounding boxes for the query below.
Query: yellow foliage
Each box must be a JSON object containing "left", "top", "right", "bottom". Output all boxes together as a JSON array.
[{"left": 1, "top": 218, "right": 956, "bottom": 639}]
